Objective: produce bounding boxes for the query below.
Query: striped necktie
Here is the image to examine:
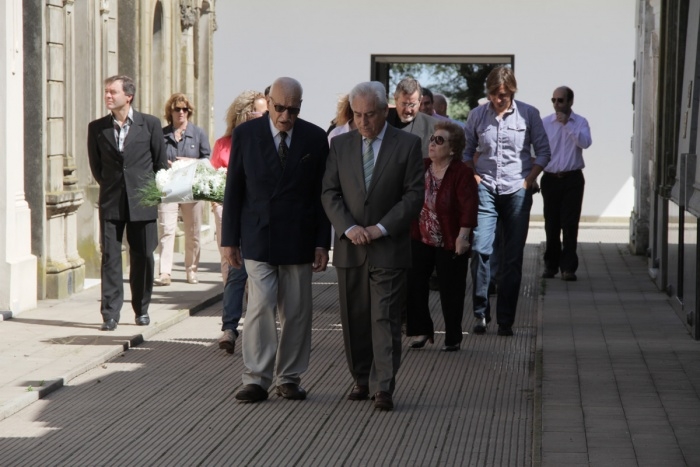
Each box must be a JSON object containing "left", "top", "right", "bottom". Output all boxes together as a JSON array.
[{"left": 363, "top": 138, "right": 375, "bottom": 189}]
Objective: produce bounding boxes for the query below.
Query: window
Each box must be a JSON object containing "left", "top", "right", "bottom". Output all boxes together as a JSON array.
[{"left": 372, "top": 55, "right": 514, "bottom": 121}]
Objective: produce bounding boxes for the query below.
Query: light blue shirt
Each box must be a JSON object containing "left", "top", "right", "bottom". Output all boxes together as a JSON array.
[{"left": 463, "top": 100, "right": 551, "bottom": 195}]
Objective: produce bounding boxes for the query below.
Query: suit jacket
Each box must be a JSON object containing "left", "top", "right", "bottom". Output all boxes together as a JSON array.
[
  {"left": 321, "top": 124, "right": 424, "bottom": 269},
  {"left": 87, "top": 110, "right": 168, "bottom": 221},
  {"left": 221, "top": 114, "right": 331, "bottom": 265},
  {"left": 387, "top": 108, "right": 438, "bottom": 159}
]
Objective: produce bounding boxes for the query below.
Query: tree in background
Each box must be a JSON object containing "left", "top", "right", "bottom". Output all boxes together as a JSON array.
[{"left": 388, "top": 62, "right": 504, "bottom": 121}]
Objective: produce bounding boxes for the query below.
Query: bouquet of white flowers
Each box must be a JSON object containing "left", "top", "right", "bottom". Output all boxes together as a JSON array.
[{"left": 139, "top": 159, "right": 227, "bottom": 206}]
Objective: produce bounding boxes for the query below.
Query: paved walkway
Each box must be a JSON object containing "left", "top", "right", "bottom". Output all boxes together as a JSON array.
[{"left": 0, "top": 225, "right": 697, "bottom": 466}]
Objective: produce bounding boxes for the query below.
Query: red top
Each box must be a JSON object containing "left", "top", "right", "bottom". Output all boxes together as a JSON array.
[
  {"left": 210, "top": 135, "right": 232, "bottom": 169},
  {"left": 410, "top": 159, "right": 479, "bottom": 251}
]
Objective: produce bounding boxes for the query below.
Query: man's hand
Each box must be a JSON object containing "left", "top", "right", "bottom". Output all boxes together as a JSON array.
[
  {"left": 556, "top": 111, "right": 568, "bottom": 124},
  {"left": 347, "top": 225, "right": 371, "bottom": 245},
  {"left": 222, "top": 246, "right": 242, "bottom": 269},
  {"left": 313, "top": 248, "right": 329, "bottom": 272},
  {"left": 365, "top": 225, "right": 384, "bottom": 241}
]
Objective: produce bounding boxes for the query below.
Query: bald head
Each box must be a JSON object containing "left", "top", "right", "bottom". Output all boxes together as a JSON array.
[
  {"left": 268, "top": 77, "right": 303, "bottom": 132},
  {"left": 433, "top": 93, "right": 448, "bottom": 117}
]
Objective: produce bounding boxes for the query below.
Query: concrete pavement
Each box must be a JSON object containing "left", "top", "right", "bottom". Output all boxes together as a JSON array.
[{"left": 0, "top": 225, "right": 699, "bottom": 466}]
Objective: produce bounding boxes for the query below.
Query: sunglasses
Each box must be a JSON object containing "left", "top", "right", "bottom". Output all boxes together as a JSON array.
[
  {"left": 429, "top": 135, "right": 446, "bottom": 145},
  {"left": 551, "top": 98, "right": 566, "bottom": 104},
  {"left": 269, "top": 97, "right": 301, "bottom": 115},
  {"left": 173, "top": 107, "right": 189, "bottom": 113}
]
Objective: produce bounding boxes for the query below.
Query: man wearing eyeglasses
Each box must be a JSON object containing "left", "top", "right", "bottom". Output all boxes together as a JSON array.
[
  {"left": 221, "top": 77, "right": 331, "bottom": 404},
  {"left": 322, "top": 81, "right": 424, "bottom": 410},
  {"left": 541, "top": 86, "right": 592, "bottom": 282},
  {"left": 387, "top": 77, "right": 438, "bottom": 158}
]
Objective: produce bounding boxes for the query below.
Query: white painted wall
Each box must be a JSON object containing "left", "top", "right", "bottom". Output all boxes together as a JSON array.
[{"left": 213, "top": 0, "right": 636, "bottom": 219}]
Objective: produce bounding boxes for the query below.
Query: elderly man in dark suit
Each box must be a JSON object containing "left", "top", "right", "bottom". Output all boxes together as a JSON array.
[
  {"left": 387, "top": 77, "right": 438, "bottom": 159},
  {"left": 322, "top": 81, "right": 424, "bottom": 411},
  {"left": 87, "top": 75, "right": 168, "bottom": 331},
  {"left": 221, "top": 77, "right": 331, "bottom": 403}
]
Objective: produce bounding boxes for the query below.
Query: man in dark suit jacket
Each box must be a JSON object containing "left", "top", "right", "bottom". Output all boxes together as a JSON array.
[
  {"left": 221, "top": 77, "right": 331, "bottom": 403},
  {"left": 321, "top": 81, "right": 424, "bottom": 410},
  {"left": 87, "top": 75, "right": 168, "bottom": 331},
  {"left": 387, "top": 77, "right": 438, "bottom": 159}
]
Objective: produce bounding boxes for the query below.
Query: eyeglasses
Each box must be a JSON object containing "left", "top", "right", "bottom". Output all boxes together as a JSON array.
[
  {"left": 551, "top": 97, "right": 566, "bottom": 104},
  {"left": 429, "top": 135, "right": 446, "bottom": 145},
  {"left": 398, "top": 101, "right": 419, "bottom": 109},
  {"left": 173, "top": 107, "right": 189, "bottom": 113},
  {"left": 269, "top": 97, "right": 301, "bottom": 115}
]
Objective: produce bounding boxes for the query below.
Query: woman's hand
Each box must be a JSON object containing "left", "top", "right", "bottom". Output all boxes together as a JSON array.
[{"left": 455, "top": 236, "right": 470, "bottom": 256}]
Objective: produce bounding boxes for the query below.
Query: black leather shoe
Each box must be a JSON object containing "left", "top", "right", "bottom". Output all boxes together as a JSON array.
[
  {"left": 100, "top": 319, "right": 118, "bottom": 331},
  {"left": 561, "top": 272, "right": 577, "bottom": 281},
  {"left": 235, "top": 384, "right": 268, "bottom": 403},
  {"left": 347, "top": 385, "right": 369, "bottom": 401},
  {"left": 276, "top": 383, "right": 307, "bottom": 400},
  {"left": 135, "top": 314, "right": 150, "bottom": 326},
  {"left": 373, "top": 391, "right": 394, "bottom": 411},
  {"left": 410, "top": 335, "right": 434, "bottom": 349},
  {"left": 497, "top": 325, "right": 514, "bottom": 336},
  {"left": 441, "top": 344, "right": 460, "bottom": 352}
]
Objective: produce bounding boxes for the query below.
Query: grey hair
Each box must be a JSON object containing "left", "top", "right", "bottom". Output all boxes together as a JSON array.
[
  {"left": 394, "top": 77, "right": 422, "bottom": 98},
  {"left": 349, "top": 81, "right": 388, "bottom": 110}
]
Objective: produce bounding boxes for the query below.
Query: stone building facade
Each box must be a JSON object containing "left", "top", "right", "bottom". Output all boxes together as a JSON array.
[{"left": 0, "top": 0, "right": 216, "bottom": 316}]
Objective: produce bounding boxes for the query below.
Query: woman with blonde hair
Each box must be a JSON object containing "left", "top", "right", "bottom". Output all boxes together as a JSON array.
[
  {"left": 155, "top": 93, "right": 210, "bottom": 287},
  {"left": 211, "top": 90, "right": 267, "bottom": 353}
]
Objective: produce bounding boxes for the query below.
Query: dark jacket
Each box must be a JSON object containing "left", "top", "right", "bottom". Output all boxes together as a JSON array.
[
  {"left": 410, "top": 159, "right": 478, "bottom": 251},
  {"left": 87, "top": 110, "right": 168, "bottom": 221},
  {"left": 221, "top": 113, "right": 331, "bottom": 265}
]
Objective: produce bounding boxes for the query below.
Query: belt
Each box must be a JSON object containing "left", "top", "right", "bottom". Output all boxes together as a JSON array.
[{"left": 544, "top": 169, "right": 581, "bottom": 179}]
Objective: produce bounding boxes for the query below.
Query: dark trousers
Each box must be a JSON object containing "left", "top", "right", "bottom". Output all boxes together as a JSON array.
[
  {"left": 100, "top": 218, "right": 158, "bottom": 322},
  {"left": 337, "top": 262, "right": 405, "bottom": 395},
  {"left": 406, "top": 240, "right": 469, "bottom": 346},
  {"left": 541, "top": 170, "right": 585, "bottom": 274}
]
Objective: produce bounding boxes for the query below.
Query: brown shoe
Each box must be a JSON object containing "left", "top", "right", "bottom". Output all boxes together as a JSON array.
[
  {"left": 154, "top": 274, "right": 171, "bottom": 286},
  {"left": 234, "top": 384, "right": 268, "bottom": 403},
  {"left": 276, "top": 383, "right": 307, "bottom": 400},
  {"left": 218, "top": 329, "right": 237, "bottom": 354},
  {"left": 373, "top": 391, "right": 394, "bottom": 411},
  {"left": 347, "top": 385, "right": 369, "bottom": 401}
]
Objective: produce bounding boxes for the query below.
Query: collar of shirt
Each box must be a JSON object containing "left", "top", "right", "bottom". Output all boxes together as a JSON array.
[
  {"left": 269, "top": 117, "right": 293, "bottom": 147},
  {"left": 488, "top": 100, "right": 517, "bottom": 121},
  {"left": 111, "top": 107, "right": 134, "bottom": 127},
  {"left": 363, "top": 122, "right": 388, "bottom": 162}
]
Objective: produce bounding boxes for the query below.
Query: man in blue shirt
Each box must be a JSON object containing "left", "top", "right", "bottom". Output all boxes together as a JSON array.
[{"left": 463, "top": 67, "right": 551, "bottom": 336}]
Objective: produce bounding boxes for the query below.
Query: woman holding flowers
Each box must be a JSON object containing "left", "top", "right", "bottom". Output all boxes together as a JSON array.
[
  {"left": 211, "top": 90, "right": 267, "bottom": 353},
  {"left": 154, "top": 93, "right": 211, "bottom": 286}
]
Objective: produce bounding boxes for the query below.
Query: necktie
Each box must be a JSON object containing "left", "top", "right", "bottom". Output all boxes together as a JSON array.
[
  {"left": 278, "top": 131, "right": 289, "bottom": 169},
  {"left": 363, "top": 138, "right": 375, "bottom": 189}
]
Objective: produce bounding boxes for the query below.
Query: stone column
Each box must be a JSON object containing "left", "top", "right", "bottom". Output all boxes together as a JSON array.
[
  {"left": 44, "top": 0, "right": 85, "bottom": 298},
  {"left": 0, "top": 0, "right": 38, "bottom": 315}
]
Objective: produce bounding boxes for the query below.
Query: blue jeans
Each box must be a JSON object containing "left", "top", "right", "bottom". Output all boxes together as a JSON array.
[
  {"left": 471, "top": 184, "right": 532, "bottom": 327},
  {"left": 222, "top": 261, "right": 248, "bottom": 336}
]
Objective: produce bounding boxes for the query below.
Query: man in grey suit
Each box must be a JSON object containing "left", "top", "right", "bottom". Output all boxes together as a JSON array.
[
  {"left": 387, "top": 77, "right": 438, "bottom": 158},
  {"left": 322, "top": 81, "right": 424, "bottom": 410},
  {"left": 87, "top": 75, "right": 168, "bottom": 331}
]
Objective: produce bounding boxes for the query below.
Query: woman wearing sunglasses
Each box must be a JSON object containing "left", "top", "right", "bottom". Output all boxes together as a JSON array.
[
  {"left": 154, "top": 93, "right": 211, "bottom": 287},
  {"left": 406, "top": 121, "right": 478, "bottom": 351},
  {"left": 210, "top": 90, "right": 267, "bottom": 353}
]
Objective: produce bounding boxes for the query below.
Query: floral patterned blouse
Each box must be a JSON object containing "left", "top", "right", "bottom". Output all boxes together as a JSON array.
[{"left": 418, "top": 165, "right": 446, "bottom": 247}]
